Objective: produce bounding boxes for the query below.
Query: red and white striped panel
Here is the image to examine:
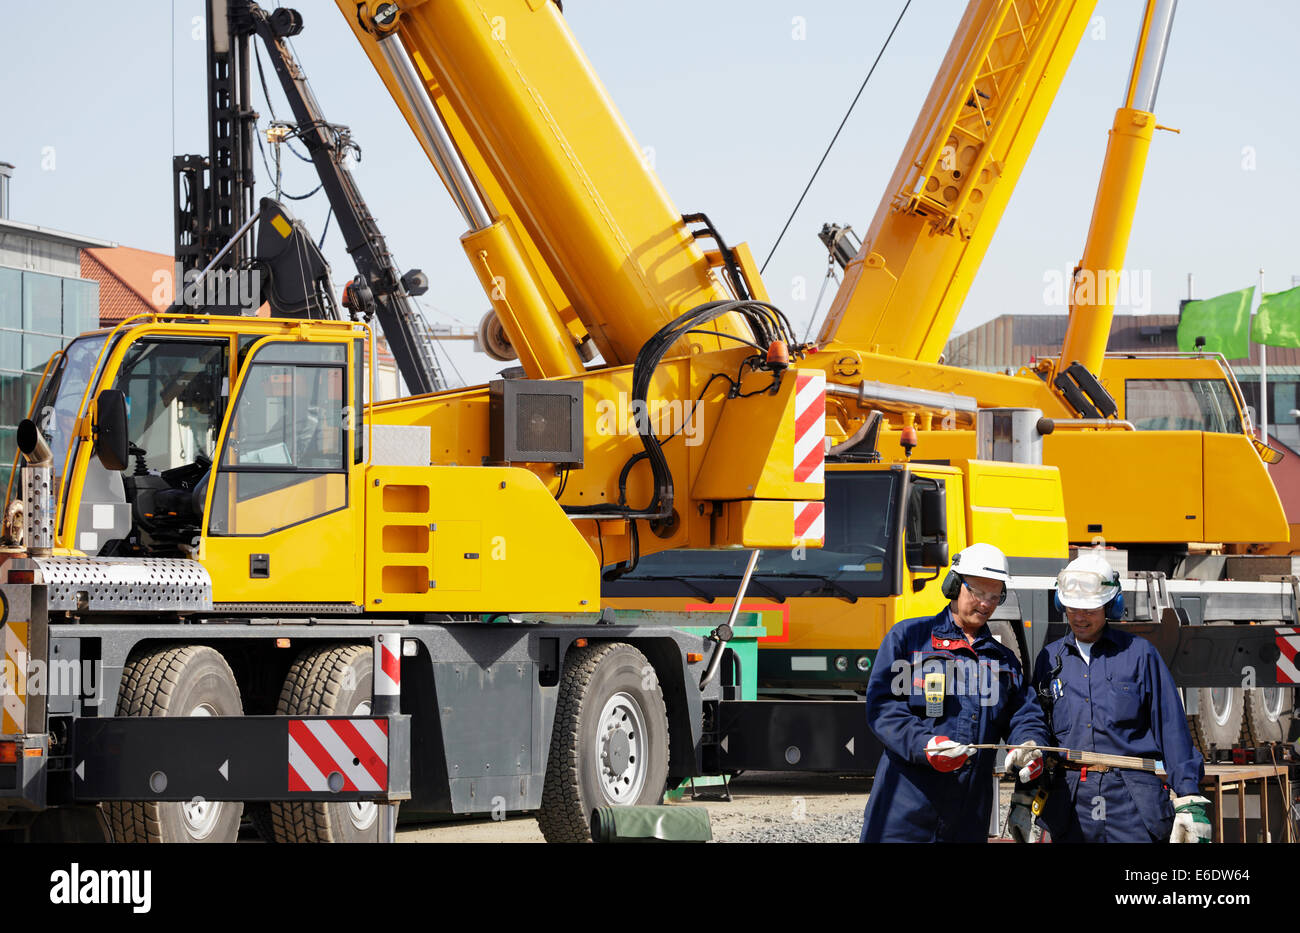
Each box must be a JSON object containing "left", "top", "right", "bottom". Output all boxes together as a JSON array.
[
  {"left": 375, "top": 633, "right": 401, "bottom": 697},
  {"left": 794, "top": 501, "right": 824, "bottom": 545},
  {"left": 2, "top": 620, "right": 28, "bottom": 735},
  {"left": 288, "top": 719, "right": 389, "bottom": 793},
  {"left": 1277, "top": 627, "right": 1300, "bottom": 685},
  {"left": 793, "top": 371, "right": 825, "bottom": 485}
]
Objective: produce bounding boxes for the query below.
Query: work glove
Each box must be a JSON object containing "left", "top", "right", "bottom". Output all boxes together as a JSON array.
[
  {"left": 924, "top": 736, "right": 975, "bottom": 772},
  {"left": 1004, "top": 740, "right": 1044, "bottom": 783},
  {"left": 1170, "top": 795, "right": 1212, "bottom": 844}
]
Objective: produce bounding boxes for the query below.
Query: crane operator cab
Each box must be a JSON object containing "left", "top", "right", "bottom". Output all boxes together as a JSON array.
[
  {"left": 12, "top": 331, "right": 230, "bottom": 559},
  {"left": 11, "top": 321, "right": 365, "bottom": 608}
]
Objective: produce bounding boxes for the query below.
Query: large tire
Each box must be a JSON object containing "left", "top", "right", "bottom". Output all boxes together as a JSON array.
[
  {"left": 1187, "top": 686, "right": 1246, "bottom": 756},
  {"left": 268, "top": 644, "right": 386, "bottom": 843},
  {"left": 105, "top": 645, "right": 244, "bottom": 843},
  {"left": 538, "top": 643, "right": 670, "bottom": 843},
  {"left": 1243, "top": 687, "right": 1295, "bottom": 746}
]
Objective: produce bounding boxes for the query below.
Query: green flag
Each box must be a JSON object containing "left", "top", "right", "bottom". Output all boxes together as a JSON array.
[
  {"left": 1252, "top": 285, "right": 1300, "bottom": 348},
  {"left": 1177, "top": 287, "right": 1254, "bottom": 359}
]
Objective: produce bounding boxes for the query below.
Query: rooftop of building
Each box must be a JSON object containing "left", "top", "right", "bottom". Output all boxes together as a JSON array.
[
  {"left": 0, "top": 216, "right": 115, "bottom": 251},
  {"left": 944, "top": 312, "right": 1300, "bottom": 370}
]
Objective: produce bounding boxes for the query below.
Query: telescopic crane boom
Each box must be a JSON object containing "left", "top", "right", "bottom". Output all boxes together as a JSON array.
[{"left": 815, "top": 0, "right": 1098, "bottom": 362}]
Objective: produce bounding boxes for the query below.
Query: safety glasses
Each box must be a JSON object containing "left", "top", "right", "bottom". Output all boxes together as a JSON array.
[
  {"left": 1056, "top": 569, "right": 1117, "bottom": 601},
  {"left": 961, "top": 579, "right": 1003, "bottom": 604}
]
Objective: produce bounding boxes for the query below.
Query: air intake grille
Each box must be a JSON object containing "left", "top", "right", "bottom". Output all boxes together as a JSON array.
[
  {"left": 517, "top": 394, "right": 571, "bottom": 453},
  {"left": 490, "top": 379, "right": 583, "bottom": 465}
]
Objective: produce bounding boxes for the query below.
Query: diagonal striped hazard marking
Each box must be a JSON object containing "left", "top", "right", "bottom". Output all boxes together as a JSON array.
[
  {"left": 287, "top": 719, "right": 388, "bottom": 793},
  {"left": 794, "top": 501, "right": 824, "bottom": 543},
  {"left": 1277, "top": 628, "right": 1300, "bottom": 684},
  {"left": 793, "top": 371, "right": 825, "bottom": 485},
  {"left": 376, "top": 638, "right": 401, "bottom": 695},
  {"left": 2, "top": 622, "right": 28, "bottom": 735}
]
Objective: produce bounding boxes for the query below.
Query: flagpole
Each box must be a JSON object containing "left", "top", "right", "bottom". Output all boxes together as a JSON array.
[{"left": 1259, "top": 268, "right": 1267, "bottom": 442}]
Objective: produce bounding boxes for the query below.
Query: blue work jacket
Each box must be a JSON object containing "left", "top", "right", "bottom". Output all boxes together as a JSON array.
[
  {"left": 1031, "top": 625, "right": 1204, "bottom": 842},
  {"left": 860, "top": 608, "right": 1050, "bottom": 843}
]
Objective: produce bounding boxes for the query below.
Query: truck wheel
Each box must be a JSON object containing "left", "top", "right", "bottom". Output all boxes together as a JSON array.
[
  {"left": 1187, "top": 686, "right": 1246, "bottom": 756},
  {"left": 538, "top": 643, "right": 670, "bottom": 843},
  {"left": 1243, "top": 687, "right": 1295, "bottom": 746},
  {"left": 105, "top": 645, "right": 244, "bottom": 843},
  {"left": 987, "top": 620, "right": 1025, "bottom": 672},
  {"left": 269, "top": 644, "right": 385, "bottom": 842}
]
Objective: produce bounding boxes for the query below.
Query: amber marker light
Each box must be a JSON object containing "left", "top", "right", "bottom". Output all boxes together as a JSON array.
[
  {"left": 900, "top": 424, "right": 918, "bottom": 459},
  {"left": 686, "top": 652, "right": 703, "bottom": 663},
  {"left": 574, "top": 638, "right": 588, "bottom": 648},
  {"left": 766, "top": 340, "right": 790, "bottom": 371}
]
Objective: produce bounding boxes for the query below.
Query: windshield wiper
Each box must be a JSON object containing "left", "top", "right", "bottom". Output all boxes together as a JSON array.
[
  {"left": 777, "top": 573, "right": 859, "bottom": 603},
  {"left": 600, "top": 574, "right": 715, "bottom": 602}
]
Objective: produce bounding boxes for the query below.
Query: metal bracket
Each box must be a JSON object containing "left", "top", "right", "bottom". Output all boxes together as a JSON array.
[{"left": 1131, "top": 570, "right": 1169, "bottom": 621}]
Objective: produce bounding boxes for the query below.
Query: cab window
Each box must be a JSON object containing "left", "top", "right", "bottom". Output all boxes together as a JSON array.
[
  {"left": 114, "top": 338, "right": 229, "bottom": 471},
  {"left": 1125, "top": 379, "right": 1242, "bottom": 433},
  {"left": 208, "top": 342, "right": 348, "bottom": 536}
]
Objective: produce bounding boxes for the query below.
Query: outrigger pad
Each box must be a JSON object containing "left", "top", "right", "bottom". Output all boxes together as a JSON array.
[{"left": 590, "top": 805, "right": 712, "bottom": 843}]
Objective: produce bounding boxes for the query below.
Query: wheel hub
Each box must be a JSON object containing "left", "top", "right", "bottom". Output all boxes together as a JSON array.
[
  {"left": 182, "top": 703, "right": 222, "bottom": 840},
  {"left": 596, "top": 692, "right": 647, "bottom": 804},
  {"left": 605, "top": 730, "right": 631, "bottom": 774},
  {"left": 348, "top": 699, "right": 378, "bottom": 831}
]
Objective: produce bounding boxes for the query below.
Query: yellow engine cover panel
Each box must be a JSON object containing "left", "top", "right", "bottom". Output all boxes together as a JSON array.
[
  {"left": 1202, "top": 432, "right": 1288, "bottom": 544},
  {"left": 1047, "top": 431, "right": 1204, "bottom": 543},
  {"left": 365, "top": 465, "right": 598, "bottom": 612},
  {"left": 963, "top": 460, "right": 1068, "bottom": 559}
]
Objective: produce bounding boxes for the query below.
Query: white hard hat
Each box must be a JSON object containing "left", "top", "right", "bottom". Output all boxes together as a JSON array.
[
  {"left": 951, "top": 542, "right": 1011, "bottom": 587},
  {"left": 1056, "top": 551, "right": 1121, "bottom": 610}
]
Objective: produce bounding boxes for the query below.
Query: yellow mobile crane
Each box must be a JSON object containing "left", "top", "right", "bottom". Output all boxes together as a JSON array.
[
  {"left": 0, "top": 0, "right": 836, "bottom": 843},
  {"left": 811, "top": 0, "right": 1284, "bottom": 551},
  {"left": 608, "top": 0, "right": 1295, "bottom": 760},
  {"left": 811, "top": 0, "right": 1293, "bottom": 753}
]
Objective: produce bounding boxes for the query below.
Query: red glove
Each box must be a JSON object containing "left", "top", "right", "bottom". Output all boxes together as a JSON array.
[{"left": 925, "top": 736, "right": 975, "bottom": 772}]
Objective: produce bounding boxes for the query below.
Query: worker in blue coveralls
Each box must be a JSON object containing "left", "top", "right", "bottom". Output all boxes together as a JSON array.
[
  {"left": 860, "top": 542, "right": 1050, "bottom": 842},
  {"left": 1021, "top": 550, "right": 1210, "bottom": 843}
]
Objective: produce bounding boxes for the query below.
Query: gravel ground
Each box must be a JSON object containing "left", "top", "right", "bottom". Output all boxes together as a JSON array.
[{"left": 386, "top": 773, "right": 1021, "bottom": 843}]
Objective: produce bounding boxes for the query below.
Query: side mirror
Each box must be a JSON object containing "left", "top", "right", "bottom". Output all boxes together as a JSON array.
[
  {"left": 920, "top": 540, "right": 949, "bottom": 567},
  {"left": 919, "top": 484, "right": 947, "bottom": 543},
  {"left": 94, "top": 389, "right": 129, "bottom": 472}
]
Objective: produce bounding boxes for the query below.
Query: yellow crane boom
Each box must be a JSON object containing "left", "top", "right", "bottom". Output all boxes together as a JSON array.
[{"left": 816, "top": 0, "right": 1098, "bottom": 362}]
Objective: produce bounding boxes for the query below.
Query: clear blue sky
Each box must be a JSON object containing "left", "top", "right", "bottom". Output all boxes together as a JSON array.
[{"left": 2, "top": 0, "right": 1297, "bottom": 387}]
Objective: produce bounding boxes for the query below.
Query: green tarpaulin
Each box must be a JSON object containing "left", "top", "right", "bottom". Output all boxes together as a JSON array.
[
  {"left": 1176, "top": 287, "right": 1254, "bottom": 360},
  {"left": 1252, "top": 285, "right": 1300, "bottom": 349}
]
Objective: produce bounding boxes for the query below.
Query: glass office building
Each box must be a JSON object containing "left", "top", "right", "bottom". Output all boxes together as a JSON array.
[{"left": 0, "top": 218, "right": 110, "bottom": 501}]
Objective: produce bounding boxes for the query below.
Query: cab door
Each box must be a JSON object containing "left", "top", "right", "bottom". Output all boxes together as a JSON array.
[{"left": 200, "top": 338, "right": 363, "bottom": 607}]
